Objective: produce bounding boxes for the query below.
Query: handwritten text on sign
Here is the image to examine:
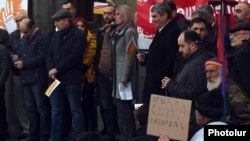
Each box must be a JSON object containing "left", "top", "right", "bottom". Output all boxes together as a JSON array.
[{"left": 147, "top": 94, "right": 192, "bottom": 141}]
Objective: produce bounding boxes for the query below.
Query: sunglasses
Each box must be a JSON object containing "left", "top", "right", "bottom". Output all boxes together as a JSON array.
[{"left": 15, "top": 19, "right": 22, "bottom": 23}]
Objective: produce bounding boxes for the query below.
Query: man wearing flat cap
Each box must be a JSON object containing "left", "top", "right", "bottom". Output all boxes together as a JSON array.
[
  {"left": 229, "top": 21, "right": 250, "bottom": 98},
  {"left": 46, "top": 8, "right": 87, "bottom": 141}
]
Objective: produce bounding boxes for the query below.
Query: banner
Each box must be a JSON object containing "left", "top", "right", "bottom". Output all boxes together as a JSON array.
[
  {"left": 137, "top": 0, "right": 248, "bottom": 49},
  {"left": 93, "top": 2, "right": 109, "bottom": 15},
  {"left": 0, "top": 0, "right": 28, "bottom": 33}
]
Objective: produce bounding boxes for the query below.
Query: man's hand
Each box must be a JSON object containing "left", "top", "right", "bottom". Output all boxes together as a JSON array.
[
  {"left": 158, "top": 134, "right": 170, "bottom": 141},
  {"left": 11, "top": 55, "right": 19, "bottom": 62},
  {"left": 121, "top": 81, "right": 128, "bottom": 87},
  {"left": 136, "top": 53, "right": 145, "bottom": 62},
  {"left": 161, "top": 76, "right": 171, "bottom": 89},
  {"left": 14, "top": 60, "right": 23, "bottom": 69},
  {"left": 48, "top": 68, "right": 58, "bottom": 80}
]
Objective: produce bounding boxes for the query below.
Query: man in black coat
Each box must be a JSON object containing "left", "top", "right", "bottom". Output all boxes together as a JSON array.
[
  {"left": 46, "top": 9, "right": 86, "bottom": 141},
  {"left": 229, "top": 21, "right": 250, "bottom": 97},
  {"left": 0, "top": 29, "right": 9, "bottom": 141},
  {"left": 161, "top": 30, "right": 210, "bottom": 139},
  {"left": 137, "top": 3, "right": 180, "bottom": 103},
  {"left": 14, "top": 19, "right": 51, "bottom": 141},
  {"left": 6, "top": 13, "right": 29, "bottom": 139}
]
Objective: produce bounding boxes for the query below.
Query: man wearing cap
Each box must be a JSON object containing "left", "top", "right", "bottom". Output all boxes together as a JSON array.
[
  {"left": 229, "top": 21, "right": 250, "bottom": 98},
  {"left": 205, "top": 57, "right": 250, "bottom": 124},
  {"left": 46, "top": 9, "right": 86, "bottom": 141}
]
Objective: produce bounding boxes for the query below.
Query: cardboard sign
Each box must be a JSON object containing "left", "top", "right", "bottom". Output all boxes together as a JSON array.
[{"left": 147, "top": 94, "right": 192, "bottom": 141}]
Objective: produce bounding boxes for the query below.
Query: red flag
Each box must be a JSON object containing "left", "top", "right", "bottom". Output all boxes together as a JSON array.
[{"left": 217, "top": 15, "right": 225, "bottom": 62}]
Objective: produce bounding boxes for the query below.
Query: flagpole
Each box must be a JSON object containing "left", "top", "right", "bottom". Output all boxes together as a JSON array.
[
  {"left": 208, "top": 0, "right": 237, "bottom": 122},
  {"left": 221, "top": 0, "right": 227, "bottom": 122}
]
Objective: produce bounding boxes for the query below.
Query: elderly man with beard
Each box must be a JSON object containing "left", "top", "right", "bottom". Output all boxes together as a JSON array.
[{"left": 204, "top": 57, "right": 250, "bottom": 125}]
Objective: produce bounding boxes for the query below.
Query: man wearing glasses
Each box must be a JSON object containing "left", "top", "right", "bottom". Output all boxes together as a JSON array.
[
  {"left": 6, "top": 13, "right": 29, "bottom": 140},
  {"left": 229, "top": 21, "right": 250, "bottom": 98}
]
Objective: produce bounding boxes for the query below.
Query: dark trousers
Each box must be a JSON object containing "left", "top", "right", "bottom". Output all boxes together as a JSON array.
[
  {"left": 23, "top": 81, "right": 51, "bottom": 140},
  {"left": 50, "top": 83, "right": 85, "bottom": 141},
  {"left": 96, "top": 73, "right": 116, "bottom": 140},
  {"left": 82, "top": 82, "right": 98, "bottom": 131},
  {"left": 0, "top": 89, "right": 7, "bottom": 141},
  {"left": 116, "top": 99, "right": 135, "bottom": 141}
]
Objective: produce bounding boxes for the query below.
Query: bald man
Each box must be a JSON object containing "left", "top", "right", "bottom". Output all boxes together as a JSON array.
[
  {"left": 5, "top": 13, "right": 29, "bottom": 139},
  {"left": 15, "top": 19, "right": 50, "bottom": 141},
  {"left": 234, "top": 2, "right": 250, "bottom": 23}
]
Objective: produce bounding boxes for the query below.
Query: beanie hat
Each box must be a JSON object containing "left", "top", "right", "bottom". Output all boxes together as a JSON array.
[
  {"left": 195, "top": 89, "right": 224, "bottom": 120},
  {"left": 205, "top": 57, "right": 222, "bottom": 67}
]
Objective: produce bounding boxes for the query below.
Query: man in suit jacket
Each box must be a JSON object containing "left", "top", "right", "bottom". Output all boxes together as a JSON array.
[
  {"left": 137, "top": 3, "right": 180, "bottom": 103},
  {"left": 14, "top": 19, "right": 51, "bottom": 141}
]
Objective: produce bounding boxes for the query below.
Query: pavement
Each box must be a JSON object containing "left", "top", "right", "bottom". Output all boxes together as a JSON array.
[{"left": 4, "top": 106, "right": 104, "bottom": 141}]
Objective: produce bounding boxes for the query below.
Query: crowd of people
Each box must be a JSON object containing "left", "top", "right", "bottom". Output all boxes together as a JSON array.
[{"left": 0, "top": 0, "right": 250, "bottom": 141}]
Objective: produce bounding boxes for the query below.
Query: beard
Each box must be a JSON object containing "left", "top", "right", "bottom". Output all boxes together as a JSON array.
[{"left": 207, "top": 76, "right": 222, "bottom": 91}]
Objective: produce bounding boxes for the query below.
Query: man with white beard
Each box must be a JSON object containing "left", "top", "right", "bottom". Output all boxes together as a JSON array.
[
  {"left": 205, "top": 57, "right": 223, "bottom": 91},
  {"left": 204, "top": 57, "right": 250, "bottom": 124}
]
